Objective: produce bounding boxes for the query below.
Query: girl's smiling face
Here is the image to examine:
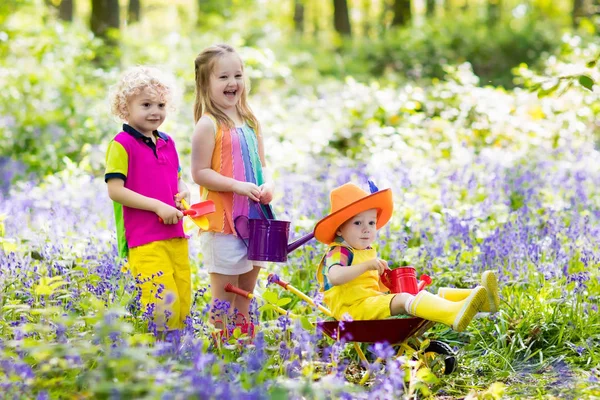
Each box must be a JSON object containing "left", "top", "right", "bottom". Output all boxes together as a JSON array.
[
  {"left": 209, "top": 53, "right": 245, "bottom": 118},
  {"left": 336, "top": 209, "right": 378, "bottom": 250}
]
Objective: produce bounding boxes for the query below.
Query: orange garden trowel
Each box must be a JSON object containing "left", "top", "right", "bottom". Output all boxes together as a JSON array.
[
  {"left": 159, "top": 198, "right": 215, "bottom": 230},
  {"left": 181, "top": 199, "right": 215, "bottom": 230}
]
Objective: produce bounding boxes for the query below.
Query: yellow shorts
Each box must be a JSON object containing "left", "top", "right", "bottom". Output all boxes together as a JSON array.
[
  {"left": 330, "top": 294, "right": 395, "bottom": 321},
  {"left": 128, "top": 238, "right": 191, "bottom": 331}
]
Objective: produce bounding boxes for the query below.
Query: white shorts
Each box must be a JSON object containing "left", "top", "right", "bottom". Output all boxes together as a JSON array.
[{"left": 199, "top": 231, "right": 267, "bottom": 275}]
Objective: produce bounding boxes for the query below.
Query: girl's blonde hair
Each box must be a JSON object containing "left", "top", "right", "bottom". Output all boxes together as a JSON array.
[
  {"left": 193, "top": 44, "right": 259, "bottom": 131},
  {"left": 110, "top": 66, "right": 174, "bottom": 121}
]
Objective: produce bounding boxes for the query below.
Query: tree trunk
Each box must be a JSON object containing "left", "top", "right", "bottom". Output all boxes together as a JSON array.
[
  {"left": 91, "top": 0, "right": 120, "bottom": 38},
  {"left": 333, "top": 0, "right": 351, "bottom": 36},
  {"left": 487, "top": 0, "right": 501, "bottom": 25},
  {"left": 573, "top": 0, "right": 589, "bottom": 27},
  {"left": 426, "top": 0, "right": 436, "bottom": 17},
  {"left": 392, "top": 0, "right": 411, "bottom": 27},
  {"left": 293, "top": 0, "right": 304, "bottom": 33},
  {"left": 59, "top": 0, "right": 74, "bottom": 21},
  {"left": 128, "top": 0, "right": 140, "bottom": 23}
]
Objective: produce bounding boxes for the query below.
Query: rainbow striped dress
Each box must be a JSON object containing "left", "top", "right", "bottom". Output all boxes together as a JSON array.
[{"left": 201, "top": 115, "right": 270, "bottom": 235}]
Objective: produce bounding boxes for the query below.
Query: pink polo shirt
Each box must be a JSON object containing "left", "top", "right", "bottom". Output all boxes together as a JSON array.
[{"left": 105, "top": 124, "right": 185, "bottom": 256}]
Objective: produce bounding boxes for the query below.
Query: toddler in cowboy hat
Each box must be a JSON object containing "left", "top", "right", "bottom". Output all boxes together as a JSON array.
[{"left": 315, "top": 182, "right": 500, "bottom": 332}]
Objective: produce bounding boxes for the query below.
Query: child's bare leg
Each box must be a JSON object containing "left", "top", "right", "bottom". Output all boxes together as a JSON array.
[
  {"left": 390, "top": 293, "right": 415, "bottom": 316},
  {"left": 234, "top": 266, "right": 261, "bottom": 323},
  {"left": 209, "top": 273, "right": 239, "bottom": 328}
]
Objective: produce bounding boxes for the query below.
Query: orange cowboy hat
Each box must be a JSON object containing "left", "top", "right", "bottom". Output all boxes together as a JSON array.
[{"left": 314, "top": 182, "right": 393, "bottom": 244}]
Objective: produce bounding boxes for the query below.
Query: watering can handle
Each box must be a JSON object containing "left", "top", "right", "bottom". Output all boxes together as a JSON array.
[
  {"left": 252, "top": 201, "right": 274, "bottom": 221},
  {"left": 380, "top": 269, "right": 391, "bottom": 287},
  {"left": 418, "top": 274, "right": 432, "bottom": 291},
  {"left": 263, "top": 204, "right": 275, "bottom": 220},
  {"left": 233, "top": 215, "right": 250, "bottom": 248}
]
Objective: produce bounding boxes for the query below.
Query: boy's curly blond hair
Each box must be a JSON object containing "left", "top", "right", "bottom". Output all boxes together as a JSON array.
[{"left": 110, "top": 66, "right": 175, "bottom": 121}]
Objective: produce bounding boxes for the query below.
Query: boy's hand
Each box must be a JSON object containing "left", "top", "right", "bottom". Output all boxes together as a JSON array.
[
  {"left": 174, "top": 191, "right": 190, "bottom": 210},
  {"left": 368, "top": 258, "right": 389, "bottom": 275},
  {"left": 258, "top": 182, "right": 274, "bottom": 204},
  {"left": 233, "top": 181, "right": 261, "bottom": 202},
  {"left": 156, "top": 203, "right": 183, "bottom": 224}
]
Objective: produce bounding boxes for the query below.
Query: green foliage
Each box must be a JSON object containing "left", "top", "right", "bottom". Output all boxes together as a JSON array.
[
  {"left": 0, "top": 13, "right": 115, "bottom": 180},
  {"left": 324, "top": 12, "right": 562, "bottom": 88}
]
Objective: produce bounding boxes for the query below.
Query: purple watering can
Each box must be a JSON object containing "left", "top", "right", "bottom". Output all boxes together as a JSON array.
[{"left": 234, "top": 203, "right": 314, "bottom": 263}]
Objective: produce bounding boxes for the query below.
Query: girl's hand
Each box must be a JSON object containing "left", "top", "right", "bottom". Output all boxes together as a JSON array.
[
  {"left": 156, "top": 203, "right": 183, "bottom": 224},
  {"left": 174, "top": 191, "right": 190, "bottom": 210},
  {"left": 258, "top": 182, "right": 274, "bottom": 204},
  {"left": 368, "top": 258, "right": 389, "bottom": 275},
  {"left": 233, "top": 181, "right": 261, "bottom": 202}
]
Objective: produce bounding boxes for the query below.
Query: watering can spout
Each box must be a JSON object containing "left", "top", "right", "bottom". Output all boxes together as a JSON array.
[{"left": 287, "top": 232, "right": 315, "bottom": 254}]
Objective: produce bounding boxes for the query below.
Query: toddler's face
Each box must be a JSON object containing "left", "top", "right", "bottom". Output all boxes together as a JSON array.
[
  {"left": 209, "top": 53, "right": 245, "bottom": 114},
  {"left": 126, "top": 87, "right": 166, "bottom": 136},
  {"left": 336, "top": 209, "right": 378, "bottom": 250}
]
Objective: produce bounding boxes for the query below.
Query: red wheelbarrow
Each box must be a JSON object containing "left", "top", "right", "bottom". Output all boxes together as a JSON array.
[{"left": 225, "top": 274, "right": 458, "bottom": 385}]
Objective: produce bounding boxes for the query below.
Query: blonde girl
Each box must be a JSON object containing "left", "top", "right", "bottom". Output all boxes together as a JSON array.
[{"left": 191, "top": 44, "right": 274, "bottom": 335}]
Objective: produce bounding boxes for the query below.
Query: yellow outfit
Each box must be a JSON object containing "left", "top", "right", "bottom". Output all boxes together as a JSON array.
[
  {"left": 128, "top": 238, "right": 191, "bottom": 330},
  {"left": 316, "top": 242, "right": 488, "bottom": 331},
  {"left": 317, "top": 243, "right": 395, "bottom": 320}
]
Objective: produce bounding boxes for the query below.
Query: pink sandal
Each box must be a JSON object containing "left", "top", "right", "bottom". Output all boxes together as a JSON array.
[{"left": 234, "top": 313, "right": 257, "bottom": 339}]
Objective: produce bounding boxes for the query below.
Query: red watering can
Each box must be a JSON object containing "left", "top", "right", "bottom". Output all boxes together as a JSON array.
[
  {"left": 234, "top": 203, "right": 314, "bottom": 263},
  {"left": 381, "top": 266, "right": 432, "bottom": 294}
]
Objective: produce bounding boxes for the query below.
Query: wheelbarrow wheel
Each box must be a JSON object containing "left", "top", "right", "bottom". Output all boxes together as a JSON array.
[{"left": 422, "top": 340, "right": 457, "bottom": 375}]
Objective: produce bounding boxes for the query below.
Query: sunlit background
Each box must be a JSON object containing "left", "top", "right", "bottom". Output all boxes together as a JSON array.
[{"left": 1, "top": 1, "right": 599, "bottom": 399}]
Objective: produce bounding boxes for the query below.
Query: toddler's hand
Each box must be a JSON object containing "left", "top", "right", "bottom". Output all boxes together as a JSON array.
[
  {"left": 156, "top": 203, "right": 183, "bottom": 224},
  {"left": 174, "top": 191, "right": 190, "bottom": 210},
  {"left": 258, "top": 182, "right": 274, "bottom": 204},
  {"left": 368, "top": 259, "right": 389, "bottom": 275},
  {"left": 233, "top": 181, "right": 261, "bottom": 202}
]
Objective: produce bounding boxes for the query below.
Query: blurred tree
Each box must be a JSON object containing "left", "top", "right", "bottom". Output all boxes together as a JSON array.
[
  {"left": 445, "top": 0, "right": 451, "bottom": 13},
  {"left": 362, "top": 0, "right": 372, "bottom": 36},
  {"left": 333, "top": 0, "right": 352, "bottom": 36},
  {"left": 381, "top": 0, "right": 392, "bottom": 27},
  {"left": 43, "top": 0, "right": 73, "bottom": 21},
  {"left": 197, "top": 0, "right": 230, "bottom": 26},
  {"left": 91, "top": 0, "right": 120, "bottom": 66},
  {"left": 487, "top": 0, "right": 501, "bottom": 25},
  {"left": 392, "top": 0, "right": 411, "bottom": 26},
  {"left": 59, "top": 0, "right": 73, "bottom": 21},
  {"left": 311, "top": 1, "right": 321, "bottom": 37},
  {"left": 294, "top": 0, "right": 304, "bottom": 33},
  {"left": 128, "top": 0, "right": 140, "bottom": 23},
  {"left": 91, "top": 0, "right": 119, "bottom": 38},
  {"left": 572, "top": 0, "right": 590, "bottom": 27},
  {"left": 427, "top": 0, "right": 436, "bottom": 17}
]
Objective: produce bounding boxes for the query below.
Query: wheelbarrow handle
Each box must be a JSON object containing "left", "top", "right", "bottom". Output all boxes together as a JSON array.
[
  {"left": 225, "top": 283, "right": 294, "bottom": 317},
  {"left": 224, "top": 283, "right": 253, "bottom": 299},
  {"left": 269, "top": 274, "right": 289, "bottom": 289},
  {"left": 268, "top": 274, "right": 333, "bottom": 317}
]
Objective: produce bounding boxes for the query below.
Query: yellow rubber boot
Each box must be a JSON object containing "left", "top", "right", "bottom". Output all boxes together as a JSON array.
[
  {"left": 409, "top": 287, "right": 487, "bottom": 332},
  {"left": 437, "top": 270, "right": 500, "bottom": 313}
]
